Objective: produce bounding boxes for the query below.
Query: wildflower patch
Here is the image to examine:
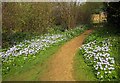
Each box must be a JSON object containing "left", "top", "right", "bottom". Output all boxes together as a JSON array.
[
  {"left": 80, "top": 39, "right": 117, "bottom": 81},
  {"left": 1, "top": 26, "right": 86, "bottom": 77}
]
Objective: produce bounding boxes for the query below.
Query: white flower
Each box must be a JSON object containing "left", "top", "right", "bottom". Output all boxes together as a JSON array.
[
  {"left": 101, "top": 75, "right": 103, "bottom": 78},
  {"left": 111, "top": 60, "right": 115, "bottom": 64},
  {"left": 105, "top": 71, "right": 107, "bottom": 74},
  {"left": 100, "top": 66, "right": 103, "bottom": 70},
  {"left": 108, "top": 67, "right": 115, "bottom": 70},
  {"left": 80, "top": 38, "right": 116, "bottom": 80},
  {"left": 104, "top": 68, "right": 106, "bottom": 70},
  {"left": 95, "top": 67, "right": 99, "bottom": 70},
  {"left": 105, "top": 65, "right": 108, "bottom": 68},
  {"left": 97, "top": 72, "right": 100, "bottom": 75},
  {"left": 108, "top": 71, "right": 111, "bottom": 73}
]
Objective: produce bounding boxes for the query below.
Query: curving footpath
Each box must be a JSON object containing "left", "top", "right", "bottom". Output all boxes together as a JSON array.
[{"left": 40, "top": 29, "right": 93, "bottom": 81}]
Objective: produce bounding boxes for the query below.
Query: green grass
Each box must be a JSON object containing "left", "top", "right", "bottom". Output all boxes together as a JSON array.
[
  {"left": 81, "top": 24, "right": 120, "bottom": 81},
  {"left": 2, "top": 25, "right": 90, "bottom": 81},
  {"left": 73, "top": 50, "right": 97, "bottom": 81},
  {"left": 90, "top": 25, "right": 120, "bottom": 81},
  {"left": 3, "top": 41, "right": 65, "bottom": 81},
  {"left": 73, "top": 24, "right": 120, "bottom": 81},
  {"left": 109, "top": 36, "right": 120, "bottom": 81}
]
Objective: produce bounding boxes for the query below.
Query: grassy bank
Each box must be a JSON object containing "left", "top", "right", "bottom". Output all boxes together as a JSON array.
[
  {"left": 74, "top": 24, "right": 120, "bottom": 81},
  {"left": 3, "top": 41, "right": 64, "bottom": 81},
  {"left": 73, "top": 50, "right": 97, "bottom": 81},
  {"left": 2, "top": 25, "right": 89, "bottom": 80}
]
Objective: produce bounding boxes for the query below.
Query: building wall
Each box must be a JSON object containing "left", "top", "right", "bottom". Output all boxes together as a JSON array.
[{"left": 91, "top": 12, "right": 107, "bottom": 23}]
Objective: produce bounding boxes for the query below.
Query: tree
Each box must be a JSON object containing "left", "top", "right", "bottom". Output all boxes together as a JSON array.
[{"left": 104, "top": 2, "right": 120, "bottom": 28}]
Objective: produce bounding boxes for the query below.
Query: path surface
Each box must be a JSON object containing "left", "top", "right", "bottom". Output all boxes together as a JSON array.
[{"left": 40, "top": 29, "right": 93, "bottom": 81}]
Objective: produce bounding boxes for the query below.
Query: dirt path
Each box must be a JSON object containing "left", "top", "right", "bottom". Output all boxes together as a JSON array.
[{"left": 40, "top": 29, "right": 93, "bottom": 81}]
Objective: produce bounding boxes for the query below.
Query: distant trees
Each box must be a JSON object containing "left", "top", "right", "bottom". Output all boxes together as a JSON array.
[
  {"left": 2, "top": 3, "right": 55, "bottom": 35},
  {"left": 2, "top": 2, "right": 104, "bottom": 48},
  {"left": 2, "top": 2, "right": 104, "bottom": 34},
  {"left": 54, "top": 2, "right": 80, "bottom": 30},
  {"left": 3, "top": 2, "right": 120, "bottom": 47}
]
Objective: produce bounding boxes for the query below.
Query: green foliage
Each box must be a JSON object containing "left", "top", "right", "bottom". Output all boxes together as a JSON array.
[
  {"left": 47, "top": 25, "right": 63, "bottom": 34},
  {"left": 73, "top": 50, "right": 97, "bottom": 81},
  {"left": 2, "top": 25, "right": 88, "bottom": 80},
  {"left": 2, "top": 2, "right": 104, "bottom": 48},
  {"left": 81, "top": 25, "right": 120, "bottom": 81},
  {"left": 2, "top": 32, "right": 38, "bottom": 49},
  {"left": 104, "top": 2, "right": 120, "bottom": 28},
  {"left": 3, "top": 43, "right": 63, "bottom": 81}
]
